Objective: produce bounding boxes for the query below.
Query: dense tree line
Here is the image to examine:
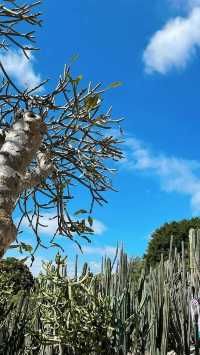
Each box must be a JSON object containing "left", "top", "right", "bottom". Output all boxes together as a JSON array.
[{"left": 145, "top": 217, "right": 200, "bottom": 266}]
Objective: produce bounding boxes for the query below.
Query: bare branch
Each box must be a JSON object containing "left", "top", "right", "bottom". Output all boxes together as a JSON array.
[{"left": 0, "top": 1, "right": 123, "bottom": 258}]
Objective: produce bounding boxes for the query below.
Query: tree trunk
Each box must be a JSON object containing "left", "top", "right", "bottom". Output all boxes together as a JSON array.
[{"left": 0, "top": 111, "right": 46, "bottom": 258}]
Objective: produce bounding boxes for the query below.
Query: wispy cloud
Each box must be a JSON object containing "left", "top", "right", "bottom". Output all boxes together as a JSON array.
[
  {"left": 189, "top": 0, "right": 200, "bottom": 7},
  {"left": 21, "top": 212, "right": 58, "bottom": 236},
  {"left": 91, "top": 219, "right": 107, "bottom": 235},
  {"left": 21, "top": 212, "right": 107, "bottom": 236},
  {"left": 123, "top": 136, "right": 200, "bottom": 214},
  {"left": 143, "top": 7, "right": 200, "bottom": 74},
  {"left": 169, "top": 0, "right": 200, "bottom": 10},
  {"left": 0, "top": 49, "right": 42, "bottom": 91},
  {"left": 27, "top": 256, "right": 77, "bottom": 277},
  {"left": 82, "top": 245, "right": 117, "bottom": 256},
  {"left": 27, "top": 256, "right": 45, "bottom": 276},
  {"left": 29, "top": 255, "right": 103, "bottom": 276}
]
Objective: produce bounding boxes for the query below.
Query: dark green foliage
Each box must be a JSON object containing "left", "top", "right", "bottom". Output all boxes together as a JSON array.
[
  {"left": 0, "top": 259, "right": 34, "bottom": 355},
  {"left": 0, "top": 257, "right": 34, "bottom": 293},
  {"left": 145, "top": 217, "right": 200, "bottom": 266}
]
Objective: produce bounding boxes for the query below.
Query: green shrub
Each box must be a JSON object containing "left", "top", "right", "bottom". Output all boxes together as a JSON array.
[
  {"left": 145, "top": 217, "right": 200, "bottom": 266},
  {"left": 0, "top": 257, "right": 34, "bottom": 293}
]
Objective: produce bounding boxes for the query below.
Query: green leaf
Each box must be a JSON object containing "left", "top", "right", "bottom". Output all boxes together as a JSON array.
[
  {"left": 93, "top": 115, "right": 106, "bottom": 124},
  {"left": 76, "top": 74, "right": 83, "bottom": 82},
  {"left": 74, "top": 209, "right": 88, "bottom": 216},
  {"left": 107, "top": 81, "right": 123, "bottom": 89},
  {"left": 88, "top": 216, "right": 93, "bottom": 227},
  {"left": 20, "top": 257, "right": 29, "bottom": 263},
  {"left": 9, "top": 244, "right": 19, "bottom": 249},
  {"left": 61, "top": 182, "right": 68, "bottom": 189},
  {"left": 72, "top": 74, "right": 83, "bottom": 86},
  {"left": 85, "top": 94, "right": 100, "bottom": 111},
  {"left": 20, "top": 243, "right": 33, "bottom": 253}
]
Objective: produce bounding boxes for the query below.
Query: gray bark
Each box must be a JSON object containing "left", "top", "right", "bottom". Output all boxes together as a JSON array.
[{"left": 0, "top": 111, "right": 47, "bottom": 257}]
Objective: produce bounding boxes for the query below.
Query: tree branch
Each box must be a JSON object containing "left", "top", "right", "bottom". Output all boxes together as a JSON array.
[{"left": 23, "top": 150, "right": 54, "bottom": 189}]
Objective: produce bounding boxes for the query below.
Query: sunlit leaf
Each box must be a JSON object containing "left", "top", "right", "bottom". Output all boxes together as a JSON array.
[
  {"left": 85, "top": 94, "right": 100, "bottom": 110},
  {"left": 74, "top": 209, "right": 88, "bottom": 216},
  {"left": 20, "top": 243, "right": 33, "bottom": 253},
  {"left": 107, "top": 81, "right": 123, "bottom": 89},
  {"left": 88, "top": 216, "right": 93, "bottom": 226}
]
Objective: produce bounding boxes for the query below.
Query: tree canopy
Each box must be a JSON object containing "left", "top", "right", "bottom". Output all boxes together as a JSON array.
[
  {"left": 0, "top": 1, "right": 123, "bottom": 259},
  {"left": 0, "top": 257, "right": 34, "bottom": 294},
  {"left": 145, "top": 217, "right": 200, "bottom": 266}
]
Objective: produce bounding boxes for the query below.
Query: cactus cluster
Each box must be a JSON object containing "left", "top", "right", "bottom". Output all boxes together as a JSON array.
[{"left": 1, "top": 230, "right": 200, "bottom": 354}]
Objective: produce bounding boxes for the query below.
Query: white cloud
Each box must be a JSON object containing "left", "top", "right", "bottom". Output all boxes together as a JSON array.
[
  {"left": 21, "top": 212, "right": 58, "bottom": 235},
  {"left": 26, "top": 256, "right": 75, "bottom": 277},
  {"left": 123, "top": 136, "right": 200, "bottom": 214},
  {"left": 27, "top": 256, "right": 45, "bottom": 276},
  {"left": 21, "top": 212, "right": 107, "bottom": 236},
  {"left": 143, "top": 7, "right": 200, "bottom": 74},
  {"left": 82, "top": 245, "right": 117, "bottom": 257},
  {"left": 92, "top": 219, "right": 107, "bottom": 235},
  {"left": 0, "top": 49, "right": 42, "bottom": 91},
  {"left": 28, "top": 256, "right": 103, "bottom": 276}
]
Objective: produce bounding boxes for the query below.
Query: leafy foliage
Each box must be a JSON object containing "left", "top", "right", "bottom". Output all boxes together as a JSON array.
[
  {"left": 145, "top": 217, "right": 200, "bottom": 266},
  {"left": 0, "top": 257, "right": 34, "bottom": 293}
]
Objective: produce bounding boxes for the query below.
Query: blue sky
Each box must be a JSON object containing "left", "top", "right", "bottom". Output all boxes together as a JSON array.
[{"left": 5, "top": 0, "right": 200, "bottom": 274}]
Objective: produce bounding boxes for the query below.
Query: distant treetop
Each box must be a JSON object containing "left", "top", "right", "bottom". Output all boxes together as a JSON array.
[{"left": 145, "top": 217, "right": 200, "bottom": 266}]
